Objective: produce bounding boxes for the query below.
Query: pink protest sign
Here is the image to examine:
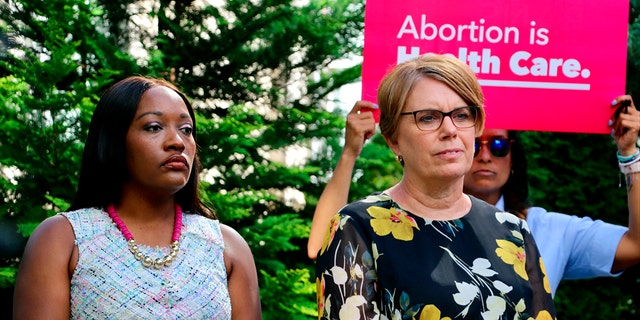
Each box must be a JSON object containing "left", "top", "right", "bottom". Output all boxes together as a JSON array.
[{"left": 362, "top": 0, "right": 629, "bottom": 134}]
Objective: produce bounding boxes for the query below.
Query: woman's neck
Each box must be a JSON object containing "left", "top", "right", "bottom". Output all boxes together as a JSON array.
[{"left": 386, "top": 180, "right": 471, "bottom": 220}]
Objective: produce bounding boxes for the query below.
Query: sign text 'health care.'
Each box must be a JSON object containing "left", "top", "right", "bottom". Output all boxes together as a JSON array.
[
  {"left": 397, "top": 16, "right": 588, "bottom": 88},
  {"left": 361, "top": 1, "right": 629, "bottom": 134}
]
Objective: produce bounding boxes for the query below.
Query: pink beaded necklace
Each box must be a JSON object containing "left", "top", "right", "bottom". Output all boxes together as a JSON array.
[{"left": 107, "top": 204, "right": 183, "bottom": 269}]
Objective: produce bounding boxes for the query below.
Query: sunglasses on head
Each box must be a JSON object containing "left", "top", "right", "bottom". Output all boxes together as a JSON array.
[{"left": 474, "top": 138, "right": 512, "bottom": 158}]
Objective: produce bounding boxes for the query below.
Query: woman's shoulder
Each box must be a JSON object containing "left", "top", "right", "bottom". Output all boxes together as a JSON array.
[
  {"left": 219, "top": 223, "right": 246, "bottom": 247},
  {"left": 59, "top": 207, "right": 110, "bottom": 237},
  {"left": 183, "top": 212, "right": 225, "bottom": 244},
  {"left": 26, "top": 214, "right": 76, "bottom": 255},
  {"left": 183, "top": 212, "right": 220, "bottom": 228},
  {"left": 60, "top": 207, "right": 105, "bottom": 220},
  {"left": 336, "top": 193, "right": 397, "bottom": 230},
  {"left": 219, "top": 223, "right": 255, "bottom": 272},
  {"left": 35, "top": 214, "right": 75, "bottom": 235}
]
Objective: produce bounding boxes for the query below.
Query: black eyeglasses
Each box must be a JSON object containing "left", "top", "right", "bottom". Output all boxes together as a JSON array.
[
  {"left": 474, "top": 138, "right": 513, "bottom": 158},
  {"left": 400, "top": 106, "right": 479, "bottom": 132}
]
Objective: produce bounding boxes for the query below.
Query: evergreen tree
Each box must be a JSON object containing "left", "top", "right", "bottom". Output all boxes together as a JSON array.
[
  {"left": 0, "top": 0, "right": 364, "bottom": 318},
  {"left": 0, "top": 0, "right": 138, "bottom": 289}
]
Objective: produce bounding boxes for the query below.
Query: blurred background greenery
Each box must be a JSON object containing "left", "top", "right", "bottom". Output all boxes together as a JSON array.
[{"left": 1, "top": 0, "right": 639, "bottom": 318}]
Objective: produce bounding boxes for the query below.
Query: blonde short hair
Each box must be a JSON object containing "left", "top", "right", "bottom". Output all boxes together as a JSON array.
[{"left": 377, "top": 54, "right": 485, "bottom": 142}]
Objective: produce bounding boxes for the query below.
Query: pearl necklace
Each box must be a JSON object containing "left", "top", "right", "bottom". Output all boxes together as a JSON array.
[{"left": 107, "top": 204, "right": 183, "bottom": 269}]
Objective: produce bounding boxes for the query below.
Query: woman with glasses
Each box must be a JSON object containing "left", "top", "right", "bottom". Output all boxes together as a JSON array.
[
  {"left": 309, "top": 95, "right": 640, "bottom": 302},
  {"left": 315, "top": 54, "right": 556, "bottom": 319}
]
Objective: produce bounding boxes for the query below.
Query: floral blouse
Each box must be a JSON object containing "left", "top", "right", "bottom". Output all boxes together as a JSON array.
[{"left": 315, "top": 193, "right": 556, "bottom": 320}]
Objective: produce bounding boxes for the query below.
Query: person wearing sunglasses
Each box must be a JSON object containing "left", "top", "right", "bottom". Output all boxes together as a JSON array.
[
  {"left": 314, "top": 54, "right": 556, "bottom": 319},
  {"left": 464, "top": 131, "right": 526, "bottom": 211}
]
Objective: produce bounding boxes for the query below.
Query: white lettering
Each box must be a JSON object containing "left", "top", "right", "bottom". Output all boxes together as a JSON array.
[
  {"left": 510, "top": 51, "right": 531, "bottom": 76},
  {"left": 396, "top": 15, "right": 520, "bottom": 44},
  {"left": 468, "top": 21, "right": 480, "bottom": 42},
  {"left": 397, "top": 16, "right": 419, "bottom": 39},
  {"left": 481, "top": 49, "right": 500, "bottom": 74},
  {"left": 485, "top": 26, "right": 502, "bottom": 43},
  {"left": 397, "top": 46, "right": 421, "bottom": 64},
  {"left": 456, "top": 48, "right": 468, "bottom": 64},
  {"left": 509, "top": 51, "right": 585, "bottom": 78},
  {"left": 439, "top": 24, "right": 456, "bottom": 41},
  {"left": 453, "top": 48, "right": 501, "bottom": 74},
  {"left": 562, "top": 59, "right": 581, "bottom": 78},
  {"left": 421, "top": 15, "right": 437, "bottom": 40},
  {"left": 467, "top": 51, "right": 482, "bottom": 73},
  {"left": 535, "top": 28, "right": 549, "bottom": 45},
  {"left": 530, "top": 57, "right": 548, "bottom": 76}
]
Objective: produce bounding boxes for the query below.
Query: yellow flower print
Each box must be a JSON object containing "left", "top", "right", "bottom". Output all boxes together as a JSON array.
[
  {"left": 319, "top": 214, "right": 342, "bottom": 256},
  {"left": 539, "top": 257, "right": 551, "bottom": 294},
  {"left": 534, "top": 310, "right": 554, "bottom": 320},
  {"left": 495, "top": 239, "right": 528, "bottom": 280},
  {"left": 416, "top": 304, "right": 452, "bottom": 320},
  {"left": 368, "top": 206, "right": 419, "bottom": 241}
]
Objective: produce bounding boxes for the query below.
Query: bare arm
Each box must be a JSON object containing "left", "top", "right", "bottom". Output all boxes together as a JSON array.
[
  {"left": 610, "top": 95, "right": 640, "bottom": 272},
  {"left": 307, "top": 101, "right": 377, "bottom": 259},
  {"left": 13, "top": 215, "right": 76, "bottom": 319},
  {"left": 221, "top": 223, "right": 262, "bottom": 319}
]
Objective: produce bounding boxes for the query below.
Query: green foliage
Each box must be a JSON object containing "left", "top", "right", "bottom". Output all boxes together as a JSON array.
[
  {"left": 0, "top": 267, "right": 16, "bottom": 287},
  {"left": 353, "top": 134, "right": 402, "bottom": 196},
  {"left": 0, "top": 0, "right": 138, "bottom": 223},
  {"left": 260, "top": 268, "right": 317, "bottom": 319},
  {"left": 523, "top": 132, "right": 626, "bottom": 222}
]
